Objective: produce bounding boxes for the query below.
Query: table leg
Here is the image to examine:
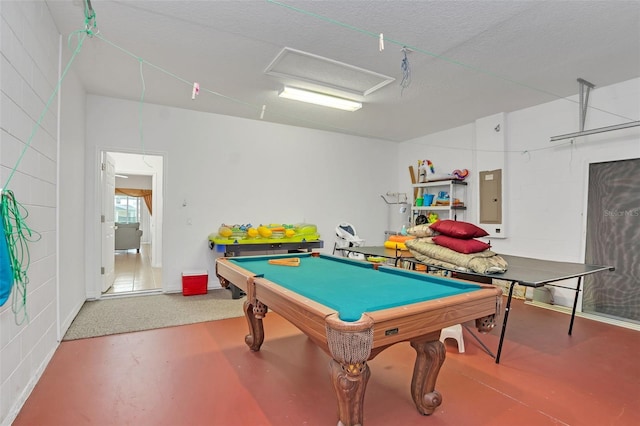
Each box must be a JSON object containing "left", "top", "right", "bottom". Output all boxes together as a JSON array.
[
  {"left": 217, "top": 264, "right": 245, "bottom": 299},
  {"left": 409, "top": 332, "right": 445, "bottom": 416},
  {"left": 569, "top": 276, "right": 582, "bottom": 335},
  {"left": 325, "top": 314, "right": 374, "bottom": 426},
  {"left": 495, "top": 281, "right": 515, "bottom": 364},
  {"left": 463, "top": 324, "right": 496, "bottom": 359},
  {"left": 230, "top": 284, "right": 245, "bottom": 299},
  {"left": 243, "top": 300, "right": 266, "bottom": 351},
  {"left": 329, "top": 359, "right": 370, "bottom": 426}
]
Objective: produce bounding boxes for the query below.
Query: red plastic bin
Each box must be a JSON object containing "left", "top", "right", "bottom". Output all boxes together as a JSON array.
[{"left": 182, "top": 270, "right": 208, "bottom": 296}]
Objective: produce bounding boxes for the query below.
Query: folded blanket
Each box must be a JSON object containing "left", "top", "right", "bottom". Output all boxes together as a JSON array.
[
  {"left": 406, "top": 224, "right": 437, "bottom": 238},
  {"left": 405, "top": 238, "right": 508, "bottom": 274}
]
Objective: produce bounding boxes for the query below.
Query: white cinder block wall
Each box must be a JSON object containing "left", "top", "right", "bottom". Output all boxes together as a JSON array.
[
  {"left": 1, "top": 1, "right": 86, "bottom": 424},
  {"left": 1, "top": 1, "right": 58, "bottom": 423}
]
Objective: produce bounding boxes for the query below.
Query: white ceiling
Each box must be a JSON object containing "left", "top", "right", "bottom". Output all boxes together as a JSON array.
[{"left": 46, "top": 0, "right": 640, "bottom": 142}]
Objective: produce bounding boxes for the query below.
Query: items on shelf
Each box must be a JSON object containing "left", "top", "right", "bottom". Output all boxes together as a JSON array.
[
  {"left": 411, "top": 179, "right": 467, "bottom": 226},
  {"left": 416, "top": 159, "right": 470, "bottom": 183},
  {"left": 452, "top": 169, "right": 469, "bottom": 180},
  {"left": 209, "top": 223, "right": 320, "bottom": 245}
]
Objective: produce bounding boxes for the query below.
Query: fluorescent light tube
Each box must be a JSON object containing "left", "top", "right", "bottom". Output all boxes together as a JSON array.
[{"left": 278, "top": 86, "right": 362, "bottom": 111}]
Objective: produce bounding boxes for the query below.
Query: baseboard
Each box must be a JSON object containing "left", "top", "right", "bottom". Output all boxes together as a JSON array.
[
  {"left": 1, "top": 335, "right": 59, "bottom": 426},
  {"left": 101, "top": 289, "right": 163, "bottom": 299},
  {"left": 59, "top": 297, "right": 86, "bottom": 341},
  {"left": 525, "top": 300, "right": 640, "bottom": 331}
]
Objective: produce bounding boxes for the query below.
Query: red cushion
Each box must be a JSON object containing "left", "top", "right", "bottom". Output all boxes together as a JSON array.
[
  {"left": 429, "top": 220, "right": 488, "bottom": 239},
  {"left": 433, "top": 235, "right": 491, "bottom": 254}
]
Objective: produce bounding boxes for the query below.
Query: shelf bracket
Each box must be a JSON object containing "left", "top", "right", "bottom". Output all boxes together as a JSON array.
[
  {"left": 577, "top": 78, "right": 595, "bottom": 133},
  {"left": 550, "top": 78, "right": 640, "bottom": 142},
  {"left": 380, "top": 192, "right": 408, "bottom": 205}
]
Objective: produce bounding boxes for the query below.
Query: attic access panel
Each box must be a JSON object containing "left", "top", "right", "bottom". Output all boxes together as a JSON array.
[{"left": 265, "top": 47, "right": 395, "bottom": 96}]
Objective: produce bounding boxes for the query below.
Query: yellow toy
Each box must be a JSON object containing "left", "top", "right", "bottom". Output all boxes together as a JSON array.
[
  {"left": 210, "top": 222, "right": 320, "bottom": 245},
  {"left": 257, "top": 226, "right": 272, "bottom": 238},
  {"left": 218, "top": 226, "right": 233, "bottom": 238}
]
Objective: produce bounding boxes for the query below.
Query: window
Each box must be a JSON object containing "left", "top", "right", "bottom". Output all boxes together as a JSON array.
[{"left": 115, "top": 195, "right": 141, "bottom": 223}]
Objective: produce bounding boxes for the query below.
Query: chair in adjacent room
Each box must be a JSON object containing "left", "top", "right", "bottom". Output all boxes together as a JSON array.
[{"left": 114, "top": 222, "right": 143, "bottom": 253}]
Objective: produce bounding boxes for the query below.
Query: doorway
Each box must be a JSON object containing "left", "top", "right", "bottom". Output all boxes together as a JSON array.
[{"left": 101, "top": 151, "right": 164, "bottom": 296}]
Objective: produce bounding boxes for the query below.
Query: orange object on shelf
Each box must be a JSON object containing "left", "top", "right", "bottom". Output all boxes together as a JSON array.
[
  {"left": 388, "top": 235, "right": 415, "bottom": 243},
  {"left": 414, "top": 264, "right": 427, "bottom": 272}
]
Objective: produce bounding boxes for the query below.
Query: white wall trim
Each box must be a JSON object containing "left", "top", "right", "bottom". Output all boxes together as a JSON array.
[
  {"left": 1, "top": 344, "right": 59, "bottom": 426},
  {"left": 55, "top": 34, "right": 62, "bottom": 341},
  {"left": 526, "top": 300, "right": 640, "bottom": 332}
]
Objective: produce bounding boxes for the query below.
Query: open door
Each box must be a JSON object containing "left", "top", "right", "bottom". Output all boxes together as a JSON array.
[{"left": 101, "top": 152, "right": 116, "bottom": 292}]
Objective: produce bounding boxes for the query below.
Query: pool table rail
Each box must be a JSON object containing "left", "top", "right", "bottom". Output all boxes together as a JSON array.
[
  {"left": 254, "top": 276, "right": 340, "bottom": 352},
  {"left": 366, "top": 287, "right": 502, "bottom": 352}
]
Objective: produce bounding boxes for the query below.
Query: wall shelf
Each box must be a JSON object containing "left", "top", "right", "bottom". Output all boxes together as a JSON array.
[{"left": 411, "top": 180, "right": 467, "bottom": 223}]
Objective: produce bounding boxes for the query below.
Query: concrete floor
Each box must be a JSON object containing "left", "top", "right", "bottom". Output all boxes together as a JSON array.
[{"left": 14, "top": 299, "right": 640, "bottom": 425}]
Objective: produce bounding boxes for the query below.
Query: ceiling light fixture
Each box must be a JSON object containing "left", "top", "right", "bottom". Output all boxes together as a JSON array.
[{"left": 278, "top": 86, "right": 362, "bottom": 112}]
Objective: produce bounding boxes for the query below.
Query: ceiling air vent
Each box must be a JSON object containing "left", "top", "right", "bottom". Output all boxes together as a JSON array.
[{"left": 265, "top": 47, "right": 395, "bottom": 97}]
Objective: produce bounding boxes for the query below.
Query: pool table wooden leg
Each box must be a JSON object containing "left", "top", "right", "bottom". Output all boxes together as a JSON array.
[
  {"left": 410, "top": 333, "right": 445, "bottom": 416},
  {"left": 325, "top": 314, "right": 374, "bottom": 426},
  {"left": 243, "top": 300, "right": 266, "bottom": 351},
  {"left": 329, "top": 358, "right": 370, "bottom": 426}
]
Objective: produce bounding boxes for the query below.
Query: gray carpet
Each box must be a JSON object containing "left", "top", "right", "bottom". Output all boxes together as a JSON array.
[{"left": 63, "top": 289, "right": 245, "bottom": 340}]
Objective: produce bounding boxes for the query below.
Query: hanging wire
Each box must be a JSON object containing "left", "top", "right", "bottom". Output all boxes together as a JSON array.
[
  {"left": 84, "top": 6, "right": 623, "bottom": 154},
  {"left": 3, "top": 33, "right": 88, "bottom": 190},
  {"left": 0, "top": 191, "right": 42, "bottom": 325},
  {"left": 400, "top": 47, "right": 411, "bottom": 95},
  {"left": 265, "top": 0, "right": 637, "bottom": 124},
  {"left": 84, "top": 0, "right": 97, "bottom": 33},
  {"left": 91, "top": 31, "right": 361, "bottom": 136}
]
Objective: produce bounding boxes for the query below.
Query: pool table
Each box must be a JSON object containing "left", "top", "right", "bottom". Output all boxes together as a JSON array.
[{"left": 215, "top": 253, "right": 502, "bottom": 425}]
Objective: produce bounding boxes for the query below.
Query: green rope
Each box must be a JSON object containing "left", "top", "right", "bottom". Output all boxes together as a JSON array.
[
  {"left": 3, "top": 32, "right": 87, "bottom": 190},
  {"left": 83, "top": 0, "right": 97, "bottom": 34},
  {"left": 0, "top": 191, "right": 42, "bottom": 325},
  {"left": 92, "top": 30, "right": 378, "bottom": 137},
  {"left": 0, "top": 8, "right": 92, "bottom": 324},
  {"left": 93, "top": 33, "right": 259, "bottom": 111}
]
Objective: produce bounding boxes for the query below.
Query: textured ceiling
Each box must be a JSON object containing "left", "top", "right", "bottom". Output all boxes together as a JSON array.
[{"left": 46, "top": 0, "right": 640, "bottom": 142}]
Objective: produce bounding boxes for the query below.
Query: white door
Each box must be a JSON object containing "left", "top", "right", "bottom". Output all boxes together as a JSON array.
[{"left": 101, "top": 152, "right": 116, "bottom": 292}]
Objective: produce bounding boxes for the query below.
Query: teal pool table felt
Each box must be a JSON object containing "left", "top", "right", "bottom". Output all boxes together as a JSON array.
[{"left": 228, "top": 254, "right": 482, "bottom": 322}]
